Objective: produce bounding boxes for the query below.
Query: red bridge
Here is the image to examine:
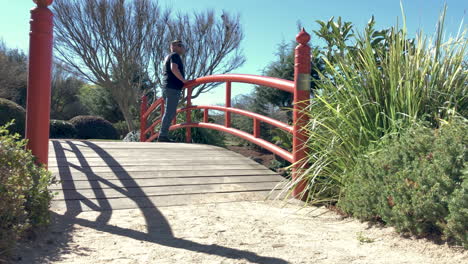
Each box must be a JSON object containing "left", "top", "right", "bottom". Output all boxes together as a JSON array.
[{"left": 24, "top": 0, "right": 312, "bottom": 202}]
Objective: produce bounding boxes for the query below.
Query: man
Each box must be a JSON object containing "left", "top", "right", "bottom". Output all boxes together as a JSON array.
[{"left": 157, "top": 40, "right": 188, "bottom": 142}]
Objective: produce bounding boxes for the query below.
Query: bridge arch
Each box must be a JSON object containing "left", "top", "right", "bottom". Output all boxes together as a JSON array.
[
  {"left": 23, "top": 0, "right": 311, "bottom": 197},
  {"left": 140, "top": 29, "right": 312, "bottom": 196}
]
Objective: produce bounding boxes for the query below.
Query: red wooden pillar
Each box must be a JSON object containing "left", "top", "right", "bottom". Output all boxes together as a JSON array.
[
  {"left": 292, "top": 28, "right": 311, "bottom": 199},
  {"left": 25, "top": 0, "right": 54, "bottom": 167},
  {"left": 185, "top": 87, "right": 192, "bottom": 143},
  {"left": 140, "top": 95, "right": 148, "bottom": 142},
  {"left": 225, "top": 82, "right": 231, "bottom": 127},
  {"left": 253, "top": 118, "right": 260, "bottom": 138},
  {"left": 203, "top": 108, "right": 209, "bottom": 123}
]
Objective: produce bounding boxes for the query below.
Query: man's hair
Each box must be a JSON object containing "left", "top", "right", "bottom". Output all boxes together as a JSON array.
[{"left": 171, "top": 40, "right": 183, "bottom": 46}]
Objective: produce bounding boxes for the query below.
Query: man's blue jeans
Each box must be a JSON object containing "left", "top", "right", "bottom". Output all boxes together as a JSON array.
[{"left": 159, "top": 88, "right": 181, "bottom": 138}]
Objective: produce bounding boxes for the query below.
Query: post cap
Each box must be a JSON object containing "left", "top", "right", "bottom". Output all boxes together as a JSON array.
[
  {"left": 33, "top": 0, "right": 53, "bottom": 7},
  {"left": 296, "top": 28, "right": 310, "bottom": 45}
]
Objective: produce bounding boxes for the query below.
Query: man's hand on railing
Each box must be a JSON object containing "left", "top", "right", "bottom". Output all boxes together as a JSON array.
[{"left": 183, "top": 79, "right": 196, "bottom": 86}]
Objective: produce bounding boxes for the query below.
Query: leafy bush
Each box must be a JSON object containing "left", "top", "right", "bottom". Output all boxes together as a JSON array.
[
  {"left": 338, "top": 118, "right": 467, "bottom": 247},
  {"left": 142, "top": 107, "right": 225, "bottom": 146},
  {"left": 0, "top": 98, "right": 25, "bottom": 136},
  {"left": 69, "top": 115, "right": 119, "bottom": 140},
  {"left": 114, "top": 120, "right": 139, "bottom": 139},
  {"left": 78, "top": 84, "right": 124, "bottom": 123},
  {"left": 287, "top": 12, "right": 468, "bottom": 202},
  {"left": 168, "top": 109, "right": 225, "bottom": 147},
  {"left": 0, "top": 122, "right": 55, "bottom": 258},
  {"left": 49, "top": 119, "right": 77, "bottom": 139}
]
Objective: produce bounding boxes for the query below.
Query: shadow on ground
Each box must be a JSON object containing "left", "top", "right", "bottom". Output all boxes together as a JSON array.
[{"left": 15, "top": 140, "right": 288, "bottom": 264}]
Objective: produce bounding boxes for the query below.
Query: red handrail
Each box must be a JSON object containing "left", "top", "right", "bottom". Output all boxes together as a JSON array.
[
  {"left": 178, "top": 105, "right": 293, "bottom": 133},
  {"left": 185, "top": 74, "right": 294, "bottom": 93},
  {"left": 140, "top": 29, "right": 312, "bottom": 198}
]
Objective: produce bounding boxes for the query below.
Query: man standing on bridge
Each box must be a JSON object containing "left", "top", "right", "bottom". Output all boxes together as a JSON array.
[{"left": 157, "top": 40, "right": 188, "bottom": 142}]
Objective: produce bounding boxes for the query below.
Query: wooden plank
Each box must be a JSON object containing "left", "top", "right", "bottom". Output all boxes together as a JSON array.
[
  {"left": 48, "top": 140, "right": 285, "bottom": 210},
  {"left": 48, "top": 163, "right": 268, "bottom": 173},
  {"left": 48, "top": 158, "right": 259, "bottom": 167},
  {"left": 54, "top": 182, "right": 285, "bottom": 200},
  {"left": 52, "top": 169, "right": 279, "bottom": 180},
  {"left": 51, "top": 190, "right": 284, "bottom": 211},
  {"left": 49, "top": 141, "right": 224, "bottom": 149},
  {"left": 50, "top": 175, "right": 284, "bottom": 190},
  {"left": 48, "top": 151, "right": 240, "bottom": 159},
  {"left": 49, "top": 156, "right": 252, "bottom": 163}
]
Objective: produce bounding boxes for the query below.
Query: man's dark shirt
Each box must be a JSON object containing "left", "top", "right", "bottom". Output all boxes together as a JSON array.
[{"left": 162, "top": 52, "right": 185, "bottom": 90}]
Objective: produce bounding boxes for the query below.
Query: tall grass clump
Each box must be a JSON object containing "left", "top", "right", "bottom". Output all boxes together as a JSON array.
[{"left": 287, "top": 10, "right": 467, "bottom": 203}]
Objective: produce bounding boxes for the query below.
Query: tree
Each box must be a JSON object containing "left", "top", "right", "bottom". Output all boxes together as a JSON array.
[
  {"left": 0, "top": 42, "right": 28, "bottom": 107},
  {"left": 78, "top": 84, "right": 124, "bottom": 123},
  {"left": 53, "top": 0, "right": 244, "bottom": 132},
  {"left": 50, "top": 63, "right": 88, "bottom": 120}
]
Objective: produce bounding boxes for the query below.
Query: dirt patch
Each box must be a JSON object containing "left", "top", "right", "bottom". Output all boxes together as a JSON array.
[
  {"left": 15, "top": 201, "right": 466, "bottom": 264},
  {"left": 226, "top": 146, "right": 277, "bottom": 170}
]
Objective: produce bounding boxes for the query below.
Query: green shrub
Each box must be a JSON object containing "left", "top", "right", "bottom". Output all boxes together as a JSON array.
[
  {"left": 49, "top": 119, "right": 77, "bottom": 139},
  {"left": 69, "top": 115, "right": 119, "bottom": 140},
  {"left": 338, "top": 118, "right": 467, "bottom": 247},
  {"left": 0, "top": 122, "right": 55, "bottom": 259},
  {"left": 169, "top": 109, "right": 226, "bottom": 147},
  {"left": 142, "top": 108, "right": 225, "bottom": 146},
  {"left": 288, "top": 11, "right": 468, "bottom": 203},
  {"left": 114, "top": 120, "right": 139, "bottom": 139},
  {"left": 0, "top": 98, "right": 25, "bottom": 136},
  {"left": 78, "top": 84, "right": 124, "bottom": 123}
]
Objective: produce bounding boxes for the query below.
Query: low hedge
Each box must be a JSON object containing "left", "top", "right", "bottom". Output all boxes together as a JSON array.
[
  {"left": 339, "top": 118, "right": 467, "bottom": 248},
  {"left": 49, "top": 120, "right": 77, "bottom": 139},
  {"left": 69, "top": 115, "right": 118, "bottom": 140},
  {"left": 0, "top": 122, "right": 55, "bottom": 260},
  {"left": 0, "top": 98, "right": 25, "bottom": 136}
]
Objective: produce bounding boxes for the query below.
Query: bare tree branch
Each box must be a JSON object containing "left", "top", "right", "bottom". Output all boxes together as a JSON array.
[{"left": 53, "top": 0, "right": 245, "bottom": 132}]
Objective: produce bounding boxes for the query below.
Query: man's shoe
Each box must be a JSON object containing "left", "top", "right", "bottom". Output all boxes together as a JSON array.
[{"left": 157, "top": 136, "right": 174, "bottom": 143}]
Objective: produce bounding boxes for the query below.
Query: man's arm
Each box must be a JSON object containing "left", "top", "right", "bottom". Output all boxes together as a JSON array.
[{"left": 170, "top": 63, "right": 187, "bottom": 83}]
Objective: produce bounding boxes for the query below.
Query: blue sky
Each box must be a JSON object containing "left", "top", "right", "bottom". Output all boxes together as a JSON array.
[{"left": 1, "top": 0, "right": 466, "bottom": 105}]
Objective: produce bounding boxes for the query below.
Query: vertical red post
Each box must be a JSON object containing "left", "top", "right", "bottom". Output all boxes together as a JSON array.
[
  {"left": 225, "top": 82, "right": 231, "bottom": 127},
  {"left": 185, "top": 87, "right": 192, "bottom": 143},
  {"left": 253, "top": 118, "right": 260, "bottom": 138},
  {"left": 160, "top": 99, "right": 165, "bottom": 118},
  {"left": 292, "top": 28, "right": 311, "bottom": 199},
  {"left": 25, "top": 0, "right": 54, "bottom": 167},
  {"left": 203, "top": 109, "right": 209, "bottom": 123},
  {"left": 140, "top": 95, "right": 148, "bottom": 142}
]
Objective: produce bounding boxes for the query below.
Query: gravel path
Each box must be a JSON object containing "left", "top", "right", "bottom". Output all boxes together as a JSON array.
[{"left": 17, "top": 201, "right": 467, "bottom": 264}]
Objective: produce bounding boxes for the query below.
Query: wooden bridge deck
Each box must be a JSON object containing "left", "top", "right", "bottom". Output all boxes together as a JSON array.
[{"left": 48, "top": 140, "right": 285, "bottom": 211}]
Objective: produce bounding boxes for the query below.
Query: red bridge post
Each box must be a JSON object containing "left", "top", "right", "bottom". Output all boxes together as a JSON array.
[
  {"left": 225, "top": 82, "right": 231, "bottom": 127},
  {"left": 185, "top": 87, "right": 192, "bottom": 143},
  {"left": 140, "top": 95, "right": 148, "bottom": 142},
  {"left": 25, "top": 0, "right": 54, "bottom": 167},
  {"left": 292, "top": 28, "right": 311, "bottom": 198}
]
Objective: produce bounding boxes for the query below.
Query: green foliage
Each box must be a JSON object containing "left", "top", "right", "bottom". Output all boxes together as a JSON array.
[
  {"left": 0, "top": 42, "right": 28, "bottom": 107},
  {"left": 288, "top": 11, "right": 468, "bottom": 203},
  {"left": 0, "top": 98, "right": 25, "bottom": 136},
  {"left": 49, "top": 120, "right": 77, "bottom": 139},
  {"left": 338, "top": 119, "right": 467, "bottom": 247},
  {"left": 114, "top": 120, "right": 140, "bottom": 140},
  {"left": 254, "top": 42, "right": 295, "bottom": 118},
  {"left": 69, "top": 115, "right": 119, "bottom": 140},
  {"left": 50, "top": 65, "right": 88, "bottom": 120},
  {"left": 78, "top": 84, "right": 124, "bottom": 123},
  {"left": 0, "top": 122, "right": 55, "bottom": 258},
  {"left": 168, "top": 109, "right": 226, "bottom": 147}
]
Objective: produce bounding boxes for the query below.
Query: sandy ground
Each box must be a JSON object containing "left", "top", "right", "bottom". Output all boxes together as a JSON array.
[{"left": 17, "top": 201, "right": 467, "bottom": 264}]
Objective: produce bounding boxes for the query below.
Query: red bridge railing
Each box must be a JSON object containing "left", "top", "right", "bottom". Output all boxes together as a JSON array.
[{"left": 140, "top": 29, "right": 311, "bottom": 197}]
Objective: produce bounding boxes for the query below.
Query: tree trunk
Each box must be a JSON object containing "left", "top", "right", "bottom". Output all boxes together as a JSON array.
[{"left": 122, "top": 108, "right": 135, "bottom": 133}]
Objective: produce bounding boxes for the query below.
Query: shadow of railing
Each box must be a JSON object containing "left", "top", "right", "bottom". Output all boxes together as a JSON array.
[{"left": 28, "top": 140, "right": 289, "bottom": 264}]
